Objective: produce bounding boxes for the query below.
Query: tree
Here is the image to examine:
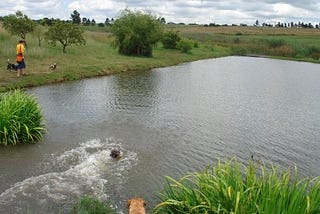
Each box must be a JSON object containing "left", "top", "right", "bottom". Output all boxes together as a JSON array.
[
  {"left": 45, "top": 20, "right": 86, "bottom": 53},
  {"left": 71, "top": 10, "right": 81, "bottom": 24},
  {"left": 105, "top": 18, "right": 110, "bottom": 26},
  {"left": 32, "top": 24, "right": 46, "bottom": 46},
  {"left": 111, "top": 9, "right": 163, "bottom": 57},
  {"left": 91, "top": 19, "right": 96, "bottom": 26},
  {"left": 2, "top": 11, "right": 35, "bottom": 44}
]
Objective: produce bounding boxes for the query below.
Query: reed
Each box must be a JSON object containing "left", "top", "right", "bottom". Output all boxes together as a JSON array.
[
  {"left": 0, "top": 90, "right": 45, "bottom": 146},
  {"left": 71, "top": 196, "right": 115, "bottom": 214},
  {"left": 154, "top": 158, "right": 320, "bottom": 214}
]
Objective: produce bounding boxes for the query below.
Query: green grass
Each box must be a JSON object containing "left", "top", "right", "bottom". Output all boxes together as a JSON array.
[
  {"left": 71, "top": 196, "right": 115, "bottom": 214},
  {"left": 153, "top": 158, "right": 320, "bottom": 214},
  {"left": 0, "top": 24, "right": 232, "bottom": 92},
  {"left": 0, "top": 90, "right": 46, "bottom": 146},
  {"left": 1, "top": 25, "right": 319, "bottom": 92}
]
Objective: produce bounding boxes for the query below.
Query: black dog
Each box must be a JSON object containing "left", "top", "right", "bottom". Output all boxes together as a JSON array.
[
  {"left": 7, "top": 59, "right": 17, "bottom": 71},
  {"left": 110, "top": 148, "right": 121, "bottom": 159}
]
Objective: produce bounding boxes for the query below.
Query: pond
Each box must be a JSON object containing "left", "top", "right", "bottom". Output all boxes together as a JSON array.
[{"left": 0, "top": 56, "right": 319, "bottom": 213}]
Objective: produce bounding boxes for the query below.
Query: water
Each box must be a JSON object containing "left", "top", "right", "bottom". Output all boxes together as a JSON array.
[{"left": 0, "top": 56, "right": 319, "bottom": 213}]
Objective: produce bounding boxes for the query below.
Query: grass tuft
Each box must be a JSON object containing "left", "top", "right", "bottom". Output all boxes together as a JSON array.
[
  {"left": 154, "top": 158, "right": 320, "bottom": 214},
  {"left": 0, "top": 90, "right": 46, "bottom": 146}
]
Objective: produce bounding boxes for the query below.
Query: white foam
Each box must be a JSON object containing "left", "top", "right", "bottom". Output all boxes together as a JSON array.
[{"left": 0, "top": 138, "right": 138, "bottom": 213}]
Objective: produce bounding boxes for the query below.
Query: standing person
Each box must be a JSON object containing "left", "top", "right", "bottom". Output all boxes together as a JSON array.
[{"left": 16, "top": 39, "right": 26, "bottom": 77}]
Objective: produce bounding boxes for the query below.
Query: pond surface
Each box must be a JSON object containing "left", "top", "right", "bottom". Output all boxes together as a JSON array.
[{"left": 0, "top": 56, "right": 319, "bottom": 213}]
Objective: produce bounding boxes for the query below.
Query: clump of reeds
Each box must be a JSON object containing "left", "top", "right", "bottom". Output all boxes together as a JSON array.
[
  {"left": 72, "top": 196, "right": 115, "bottom": 214},
  {"left": 0, "top": 90, "right": 45, "bottom": 146},
  {"left": 154, "top": 158, "right": 320, "bottom": 214}
]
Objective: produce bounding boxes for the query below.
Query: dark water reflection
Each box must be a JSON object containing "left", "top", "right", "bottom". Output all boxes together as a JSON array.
[{"left": 0, "top": 56, "right": 319, "bottom": 213}]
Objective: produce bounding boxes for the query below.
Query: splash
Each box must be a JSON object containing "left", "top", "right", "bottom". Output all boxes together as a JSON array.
[{"left": 0, "top": 138, "right": 138, "bottom": 213}]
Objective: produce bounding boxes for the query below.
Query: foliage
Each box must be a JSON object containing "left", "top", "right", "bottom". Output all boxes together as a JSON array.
[
  {"left": 71, "top": 196, "right": 115, "bottom": 214},
  {"left": 0, "top": 90, "right": 45, "bottom": 146},
  {"left": 2, "top": 11, "right": 35, "bottom": 42},
  {"left": 45, "top": 20, "right": 86, "bottom": 53},
  {"left": 111, "top": 9, "right": 163, "bottom": 57},
  {"left": 154, "top": 158, "right": 320, "bottom": 214},
  {"left": 32, "top": 24, "right": 46, "bottom": 47},
  {"left": 177, "top": 38, "right": 193, "bottom": 53},
  {"left": 162, "top": 31, "right": 181, "bottom": 49},
  {"left": 71, "top": 10, "right": 81, "bottom": 25}
]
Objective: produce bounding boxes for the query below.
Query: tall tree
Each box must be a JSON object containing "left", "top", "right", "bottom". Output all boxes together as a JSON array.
[
  {"left": 71, "top": 10, "right": 81, "bottom": 24},
  {"left": 2, "top": 11, "right": 35, "bottom": 44},
  {"left": 45, "top": 20, "right": 86, "bottom": 53},
  {"left": 111, "top": 9, "right": 163, "bottom": 57}
]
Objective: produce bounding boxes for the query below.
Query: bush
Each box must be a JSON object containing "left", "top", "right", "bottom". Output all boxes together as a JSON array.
[
  {"left": 111, "top": 9, "right": 163, "bottom": 57},
  {"left": 177, "top": 39, "right": 193, "bottom": 53},
  {"left": 72, "top": 196, "right": 115, "bottom": 214},
  {"left": 0, "top": 90, "right": 45, "bottom": 146},
  {"left": 154, "top": 158, "right": 320, "bottom": 214},
  {"left": 162, "top": 31, "right": 181, "bottom": 49}
]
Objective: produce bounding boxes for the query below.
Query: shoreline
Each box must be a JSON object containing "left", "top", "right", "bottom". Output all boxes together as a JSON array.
[{"left": 1, "top": 54, "right": 319, "bottom": 93}]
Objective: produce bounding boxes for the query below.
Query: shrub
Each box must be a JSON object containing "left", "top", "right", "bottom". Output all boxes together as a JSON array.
[
  {"left": 177, "top": 39, "right": 193, "bottom": 53},
  {"left": 154, "top": 158, "right": 320, "bottom": 214},
  {"left": 111, "top": 9, "right": 163, "bottom": 57},
  {"left": 0, "top": 90, "right": 45, "bottom": 146},
  {"left": 72, "top": 196, "right": 115, "bottom": 214},
  {"left": 162, "top": 31, "right": 181, "bottom": 49}
]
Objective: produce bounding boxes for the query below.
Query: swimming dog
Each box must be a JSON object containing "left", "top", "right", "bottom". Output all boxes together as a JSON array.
[
  {"left": 127, "top": 197, "right": 146, "bottom": 214},
  {"left": 110, "top": 148, "right": 121, "bottom": 159}
]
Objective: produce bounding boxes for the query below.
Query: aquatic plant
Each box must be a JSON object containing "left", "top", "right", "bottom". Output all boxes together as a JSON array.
[
  {"left": 0, "top": 90, "right": 45, "bottom": 146},
  {"left": 154, "top": 158, "right": 320, "bottom": 214},
  {"left": 71, "top": 196, "right": 115, "bottom": 214}
]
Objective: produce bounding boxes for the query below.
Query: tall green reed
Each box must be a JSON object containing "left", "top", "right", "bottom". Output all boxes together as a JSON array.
[
  {"left": 154, "top": 158, "right": 320, "bottom": 214},
  {"left": 0, "top": 90, "right": 46, "bottom": 146}
]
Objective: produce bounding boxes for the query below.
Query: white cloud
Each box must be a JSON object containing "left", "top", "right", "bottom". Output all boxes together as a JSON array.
[{"left": 0, "top": 0, "right": 319, "bottom": 25}]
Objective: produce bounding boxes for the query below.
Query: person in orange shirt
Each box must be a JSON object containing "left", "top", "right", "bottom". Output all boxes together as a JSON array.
[{"left": 16, "top": 39, "right": 26, "bottom": 77}]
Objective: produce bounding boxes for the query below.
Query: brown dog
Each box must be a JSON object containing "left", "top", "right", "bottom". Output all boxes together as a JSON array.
[{"left": 127, "top": 197, "right": 146, "bottom": 214}]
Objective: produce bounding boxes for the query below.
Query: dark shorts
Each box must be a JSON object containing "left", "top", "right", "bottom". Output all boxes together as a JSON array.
[{"left": 17, "top": 60, "right": 26, "bottom": 69}]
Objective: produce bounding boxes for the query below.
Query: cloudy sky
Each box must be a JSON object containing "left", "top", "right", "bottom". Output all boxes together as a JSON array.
[{"left": 0, "top": 0, "right": 319, "bottom": 25}]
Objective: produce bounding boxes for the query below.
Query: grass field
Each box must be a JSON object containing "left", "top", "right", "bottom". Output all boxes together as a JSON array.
[{"left": 0, "top": 24, "right": 319, "bottom": 92}]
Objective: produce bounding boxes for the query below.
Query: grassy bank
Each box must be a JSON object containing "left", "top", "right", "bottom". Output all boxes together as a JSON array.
[
  {"left": 171, "top": 25, "right": 320, "bottom": 62},
  {"left": 0, "top": 25, "right": 230, "bottom": 92},
  {"left": 1, "top": 25, "right": 319, "bottom": 92}
]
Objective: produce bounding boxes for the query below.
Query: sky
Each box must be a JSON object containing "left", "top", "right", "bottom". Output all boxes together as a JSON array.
[{"left": 0, "top": 0, "right": 319, "bottom": 25}]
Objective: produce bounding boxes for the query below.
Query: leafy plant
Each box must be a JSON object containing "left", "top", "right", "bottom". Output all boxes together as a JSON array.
[
  {"left": 2, "top": 10, "right": 35, "bottom": 43},
  {"left": 0, "top": 90, "right": 45, "bottom": 146},
  {"left": 162, "top": 31, "right": 181, "bottom": 49},
  {"left": 177, "top": 38, "right": 193, "bottom": 53},
  {"left": 71, "top": 196, "right": 115, "bottom": 214},
  {"left": 111, "top": 9, "right": 163, "bottom": 57},
  {"left": 154, "top": 158, "right": 320, "bottom": 214},
  {"left": 45, "top": 20, "right": 86, "bottom": 53}
]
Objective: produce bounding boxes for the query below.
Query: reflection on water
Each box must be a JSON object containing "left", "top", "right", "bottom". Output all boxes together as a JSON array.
[{"left": 0, "top": 56, "right": 319, "bottom": 212}]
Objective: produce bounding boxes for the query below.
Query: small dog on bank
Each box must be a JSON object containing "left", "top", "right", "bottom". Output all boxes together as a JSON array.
[
  {"left": 127, "top": 198, "right": 147, "bottom": 214},
  {"left": 110, "top": 148, "right": 121, "bottom": 159},
  {"left": 49, "top": 63, "right": 57, "bottom": 71},
  {"left": 7, "top": 59, "right": 17, "bottom": 71}
]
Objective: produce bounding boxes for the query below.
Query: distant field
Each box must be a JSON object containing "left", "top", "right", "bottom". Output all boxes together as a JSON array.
[
  {"left": 0, "top": 24, "right": 319, "bottom": 92},
  {"left": 165, "top": 25, "right": 320, "bottom": 36}
]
